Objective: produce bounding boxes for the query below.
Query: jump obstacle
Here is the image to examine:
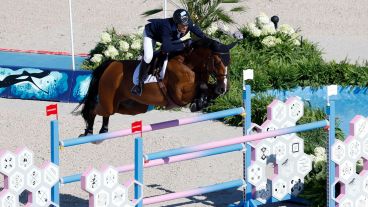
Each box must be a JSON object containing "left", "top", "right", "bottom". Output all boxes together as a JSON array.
[
  {"left": 48, "top": 69, "right": 337, "bottom": 207},
  {"left": 0, "top": 70, "right": 366, "bottom": 206}
]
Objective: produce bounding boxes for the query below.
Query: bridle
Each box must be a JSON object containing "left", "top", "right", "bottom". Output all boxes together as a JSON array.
[{"left": 205, "top": 52, "right": 229, "bottom": 81}]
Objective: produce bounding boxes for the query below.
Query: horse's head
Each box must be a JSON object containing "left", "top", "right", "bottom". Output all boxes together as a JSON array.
[{"left": 189, "top": 38, "right": 237, "bottom": 95}]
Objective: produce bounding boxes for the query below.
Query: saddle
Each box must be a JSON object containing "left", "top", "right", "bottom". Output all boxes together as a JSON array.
[{"left": 146, "top": 51, "right": 167, "bottom": 78}]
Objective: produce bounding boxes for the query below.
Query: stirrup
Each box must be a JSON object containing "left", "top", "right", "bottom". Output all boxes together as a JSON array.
[{"left": 131, "top": 84, "right": 143, "bottom": 96}]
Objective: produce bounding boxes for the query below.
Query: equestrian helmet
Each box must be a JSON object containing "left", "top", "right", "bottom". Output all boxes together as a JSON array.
[{"left": 173, "top": 9, "right": 190, "bottom": 26}]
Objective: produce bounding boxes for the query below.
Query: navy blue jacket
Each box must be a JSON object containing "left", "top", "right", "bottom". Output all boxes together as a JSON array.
[{"left": 145, "top": 18, "right": 206, "bottom": 53}]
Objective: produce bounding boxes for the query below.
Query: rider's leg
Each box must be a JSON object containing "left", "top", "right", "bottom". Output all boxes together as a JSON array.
[
  {"left": 131, "top": 29, "right": 155, "bottom": 96},
  {"left": 159, "top": 53, "right": 169, "bottom": 79}
]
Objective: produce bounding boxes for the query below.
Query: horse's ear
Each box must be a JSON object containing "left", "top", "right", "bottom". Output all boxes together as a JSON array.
[{"left": 226, "top": 41, "right": 238, "bottom": 50}]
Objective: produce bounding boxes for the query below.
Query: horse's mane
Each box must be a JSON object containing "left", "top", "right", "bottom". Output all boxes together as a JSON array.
[
  {"left": 191, "top": 38, "right": 231, "bottom": 66},
  {"left": 192, "top": 38, "right": 218, "bottom": 51}
]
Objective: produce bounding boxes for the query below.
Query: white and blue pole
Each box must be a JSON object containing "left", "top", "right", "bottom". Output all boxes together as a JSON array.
[{"left": 243, "top": 69, "right": 254, "bottom": 207}]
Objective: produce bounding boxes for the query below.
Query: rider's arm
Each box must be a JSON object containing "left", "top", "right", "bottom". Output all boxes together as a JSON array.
[
  {"left": 160, "top": 26, "right": 186, "bottom": 53},
  {"left": 189, "top": 23, "right": 207, "bottom": 39}
]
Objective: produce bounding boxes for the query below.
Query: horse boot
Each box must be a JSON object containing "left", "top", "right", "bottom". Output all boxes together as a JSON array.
[{"left": 131, "top": 61, "right": 149, "bottom": 96}]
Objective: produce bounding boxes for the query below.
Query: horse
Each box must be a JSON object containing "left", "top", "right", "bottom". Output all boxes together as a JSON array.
[{"left": 74, "top": 38, "right": 237, "bottom": 137}]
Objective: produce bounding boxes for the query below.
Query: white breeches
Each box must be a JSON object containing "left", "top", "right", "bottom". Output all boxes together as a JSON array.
[{"left": 143, "top": 29, "right": 155, "bottom": 64}]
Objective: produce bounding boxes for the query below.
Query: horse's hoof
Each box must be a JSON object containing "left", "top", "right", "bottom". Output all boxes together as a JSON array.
[
  {"left": 99, "top": 128, "right": 108, "bottom": 134},
  {"left": 79, "top": 131, "right": 93, "bottom": 137},
  {"left": 190, "top": 103, "right": 199, "bottom": 112}
]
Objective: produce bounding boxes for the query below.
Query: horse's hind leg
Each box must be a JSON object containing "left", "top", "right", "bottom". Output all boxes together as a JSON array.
[
  {"left": 95, "top": 61, "right": 124, "bottom": 116},
  {"left": 79, "top": 113, "right": 96, "bottom": 137},
  {"left": 99, "top": 116, "right": 109, "bottom": 134}
]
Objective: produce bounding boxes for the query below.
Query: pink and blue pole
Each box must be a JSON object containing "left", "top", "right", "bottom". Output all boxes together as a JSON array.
[
  {"left": 61, "top": 143, "right": 246, "bottom": 184},
  {"left": 142, "top": 179, "right": 245, "bottom": 205},
  {"left": 60, "top": 107, "right": 245, "bottom": 147},
  {"left": 142, "top": 120, "right": 327, "bottom": 162},
  {"left": 145, "top": 143, "right": 245, "bottom": 161},
  {"left": 133, "top": 120, "right": 327, "bottom": 206}
]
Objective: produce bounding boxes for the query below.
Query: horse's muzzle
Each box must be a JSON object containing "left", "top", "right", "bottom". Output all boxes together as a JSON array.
[{"left": 215, "top": 84, "right": 227, "bottom": 95}]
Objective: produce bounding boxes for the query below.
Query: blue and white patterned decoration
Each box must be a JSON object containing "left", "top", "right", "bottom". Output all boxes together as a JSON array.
[{"left": 0, "top": 66, "right": 91, "bottom": 102}]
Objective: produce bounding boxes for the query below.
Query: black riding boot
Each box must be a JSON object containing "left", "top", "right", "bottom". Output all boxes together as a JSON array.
[{"left": 131, "top": 61, "right": 149, "bottom": 96}]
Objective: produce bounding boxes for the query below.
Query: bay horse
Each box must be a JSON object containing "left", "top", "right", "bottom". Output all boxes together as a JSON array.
[{"left": 74, "top": 38, "right": 236, "bottom": 136}]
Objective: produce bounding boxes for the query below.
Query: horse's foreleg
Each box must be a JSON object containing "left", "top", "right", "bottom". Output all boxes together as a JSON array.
[{"left": 99, "top": 116, "right": 110, "bottom": 134}]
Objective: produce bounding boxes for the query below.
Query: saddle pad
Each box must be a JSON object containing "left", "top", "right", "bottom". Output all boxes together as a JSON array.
[{"left": 132, "top": 57, "right": 168, "bottom": 85}]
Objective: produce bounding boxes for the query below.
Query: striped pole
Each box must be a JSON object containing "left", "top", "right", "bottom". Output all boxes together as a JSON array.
[
  {"left": 143, "top": 179, "right": 245, "bottom": 205},
  {"left": 145, "top": 143, "right": 245, "bottom": 161},
  {"left": 142, "top": 121, "right": 327, "bottom": 161},
  {"left": 60, "top": 144, "right": 245, "bottom": 184},
  {"left": 60, "top": 107, "right": 245, "bottom": 147},
  {"left": 60, "top": 120, "right": 327, "bottom": 184}
]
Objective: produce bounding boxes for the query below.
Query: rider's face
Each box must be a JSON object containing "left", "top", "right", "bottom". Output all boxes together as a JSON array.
[{"left": 177, "top": 24, "right": 189, "bottom": 34}]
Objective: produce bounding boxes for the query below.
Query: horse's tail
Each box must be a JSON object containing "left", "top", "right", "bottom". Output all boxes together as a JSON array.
[{"left": 72, "top": 60, "right": 114, "bottom": 122}]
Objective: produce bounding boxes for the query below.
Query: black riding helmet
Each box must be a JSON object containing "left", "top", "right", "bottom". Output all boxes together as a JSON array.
[{"left": 173, "top": 9, "right": 190, "bottom": 26}]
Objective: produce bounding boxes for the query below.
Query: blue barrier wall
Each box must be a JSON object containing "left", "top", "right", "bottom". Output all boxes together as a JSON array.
[
  {"left": 0, "top": 51, "right": 86, "bottom": 70},
  {"left": 0, "top": 51, "right": 90, "bottom": 103},
  {"left": 266, "top": 86, "right": 368, "bottom": 135},
  {"left": 0, "top": 66, "right": 91, "bottom": 103}
]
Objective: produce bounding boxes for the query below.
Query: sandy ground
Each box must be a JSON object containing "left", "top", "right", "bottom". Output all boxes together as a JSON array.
[
  {"left": 0, "top": 0, "right": 367, "bottom": 63},
  {"left": 0, "top": 1, "right": 367, "bottom": 206}
]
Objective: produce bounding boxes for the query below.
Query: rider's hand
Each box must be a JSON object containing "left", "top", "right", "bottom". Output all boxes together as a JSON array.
[{"left": 183, "top": 39, "right": 193, "bottom": 48}]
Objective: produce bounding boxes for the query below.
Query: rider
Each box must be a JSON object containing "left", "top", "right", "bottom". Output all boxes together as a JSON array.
[{"left": 131, "top": 8, "right": 207, "bottom": 96}]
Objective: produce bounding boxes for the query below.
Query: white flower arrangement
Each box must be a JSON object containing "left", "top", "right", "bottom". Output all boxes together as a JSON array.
[
  {"left": 246, "top": 23, "right": 261, "bottom": 37},
  {"left": 261, "top": 23, "right": 277, "bottom": 36},
  {"left": 119, "top": 40, "right": 130, "bottom": 52},
  {"left": 128, "top": 34, "right": 137, "bottom": 40},
  {"left": 100, "top": 32, "right": 112, "bottom": 44},
  {"left": 256, "top": 12, "right": 270, "bottom": 28},
  {"left": 137, "top": 26, "right": 145, "bottom": 35},
  {"left": 244, "top": 12, "right": 301, "bottom": 47},
  {"left": 104, "top": 45, "right": 119, "bottom": 59},
  {"left": 293, "top": 39, "right": 301, "bottom": 46},
  {"left": 131, "top": 40, "right": 141, "bottom": 50},
  {"left": 279, "top": 24, "right": 295, "bottom": 36},
  {"left": 206, "top": 23, "right": 218, "bottom": 35},
  {"left": 91, "top": 54, "right": 103, "bottom": 63},
  {"left": 261, "top": 36, "right": 281, "bottom": 47},
  {"left": 125, "top": 52, "right": 133, "bottom": 59},
  {"left": 84, "top": 28, "right": 149, "bottom": 69},
  {"left": 313, "top": 147, "right": 327, "bottom": 163}
]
